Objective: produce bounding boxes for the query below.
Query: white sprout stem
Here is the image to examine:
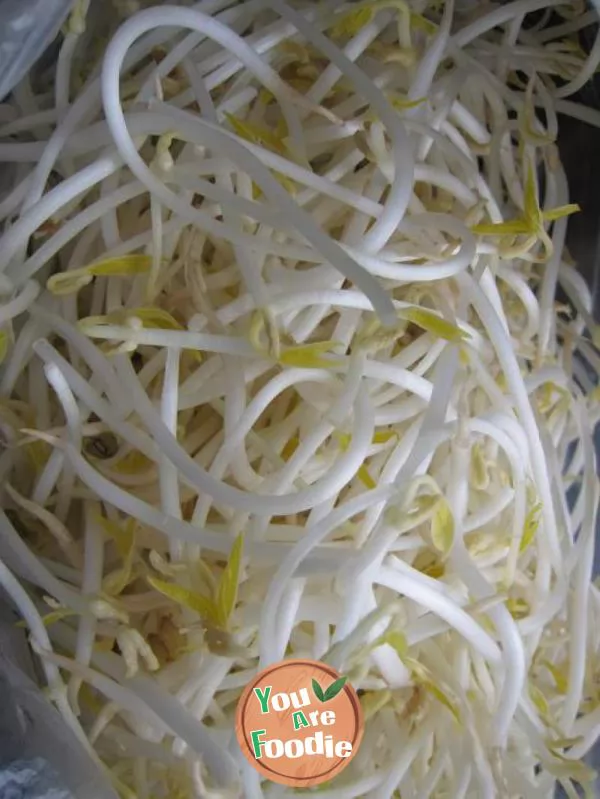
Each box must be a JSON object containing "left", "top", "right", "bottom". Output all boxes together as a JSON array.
[
  {"left": 0, "top": 0, "right": 596, "bottom": 792},
  {"left": 0, "top": 281, "right": 40, "bottom": 325},
  {"left": 375, "top": 565, "right": 501, "bottom": 664},
  {"left": 0, "top": 557, "right": 95, "bottom": 759},
  {"left": 374, "top": 713, "right": 438, "bottom": 799},
  {"left": 269, "top": 0, "right": 415, "bottom": 254},
  {"left": 555, "top": 24, "right": 600, "bottom": 98},
  {"left": 538, "top": 163, "right": 569, "bottom": 356},
  {"left": 107, "top": 353, "right": 377, "bottom": 515},
  {"left": 452, "top": 0, "right": 565, "bottom": 48},
  {"left": 49, "top": 622, "right": 240, "bottom": 791},
  {"left": 458, "top": 274, "right": 561, "bottom": 577},
  {"left": 100, "top": 6, "right": 397, "bottom": 323},
  {"left": 20, "top": 181, "right": 145, "bottom": 284},
  {"left": 68, "top": 504, "right": 104, "bottom": 714},
  {"left": 259, "top": 485, "right": 397, "bottom": 665},
  {"left": 2, "top": 157, "right": 122, "bottom": 279},
  {"left": 0, "top": 510, "right": 86, "bottom": 611},
  {"left": 160, "top": 348, "right": 184, "bottom": 561}
]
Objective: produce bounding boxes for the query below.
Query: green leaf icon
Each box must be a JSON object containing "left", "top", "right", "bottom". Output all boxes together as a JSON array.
[
  {"left": 323, "top": 676, "right": 347, "bottom": 701},
  {"left": 312, "top": 676, "right": 347, "bottom": 702},
  {"left": 312, "top": 678, "right": 325, "bottom": 702}
]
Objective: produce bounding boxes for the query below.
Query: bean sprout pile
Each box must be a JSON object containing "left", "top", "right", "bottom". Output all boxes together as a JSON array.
[{"left": 1, "top": 0, "right": 600, "bottom": 796}]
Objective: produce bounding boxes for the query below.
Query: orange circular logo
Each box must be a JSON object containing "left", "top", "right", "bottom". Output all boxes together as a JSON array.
[{"left": 235, "top": 659, "right": 363, "bottom": 787}]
